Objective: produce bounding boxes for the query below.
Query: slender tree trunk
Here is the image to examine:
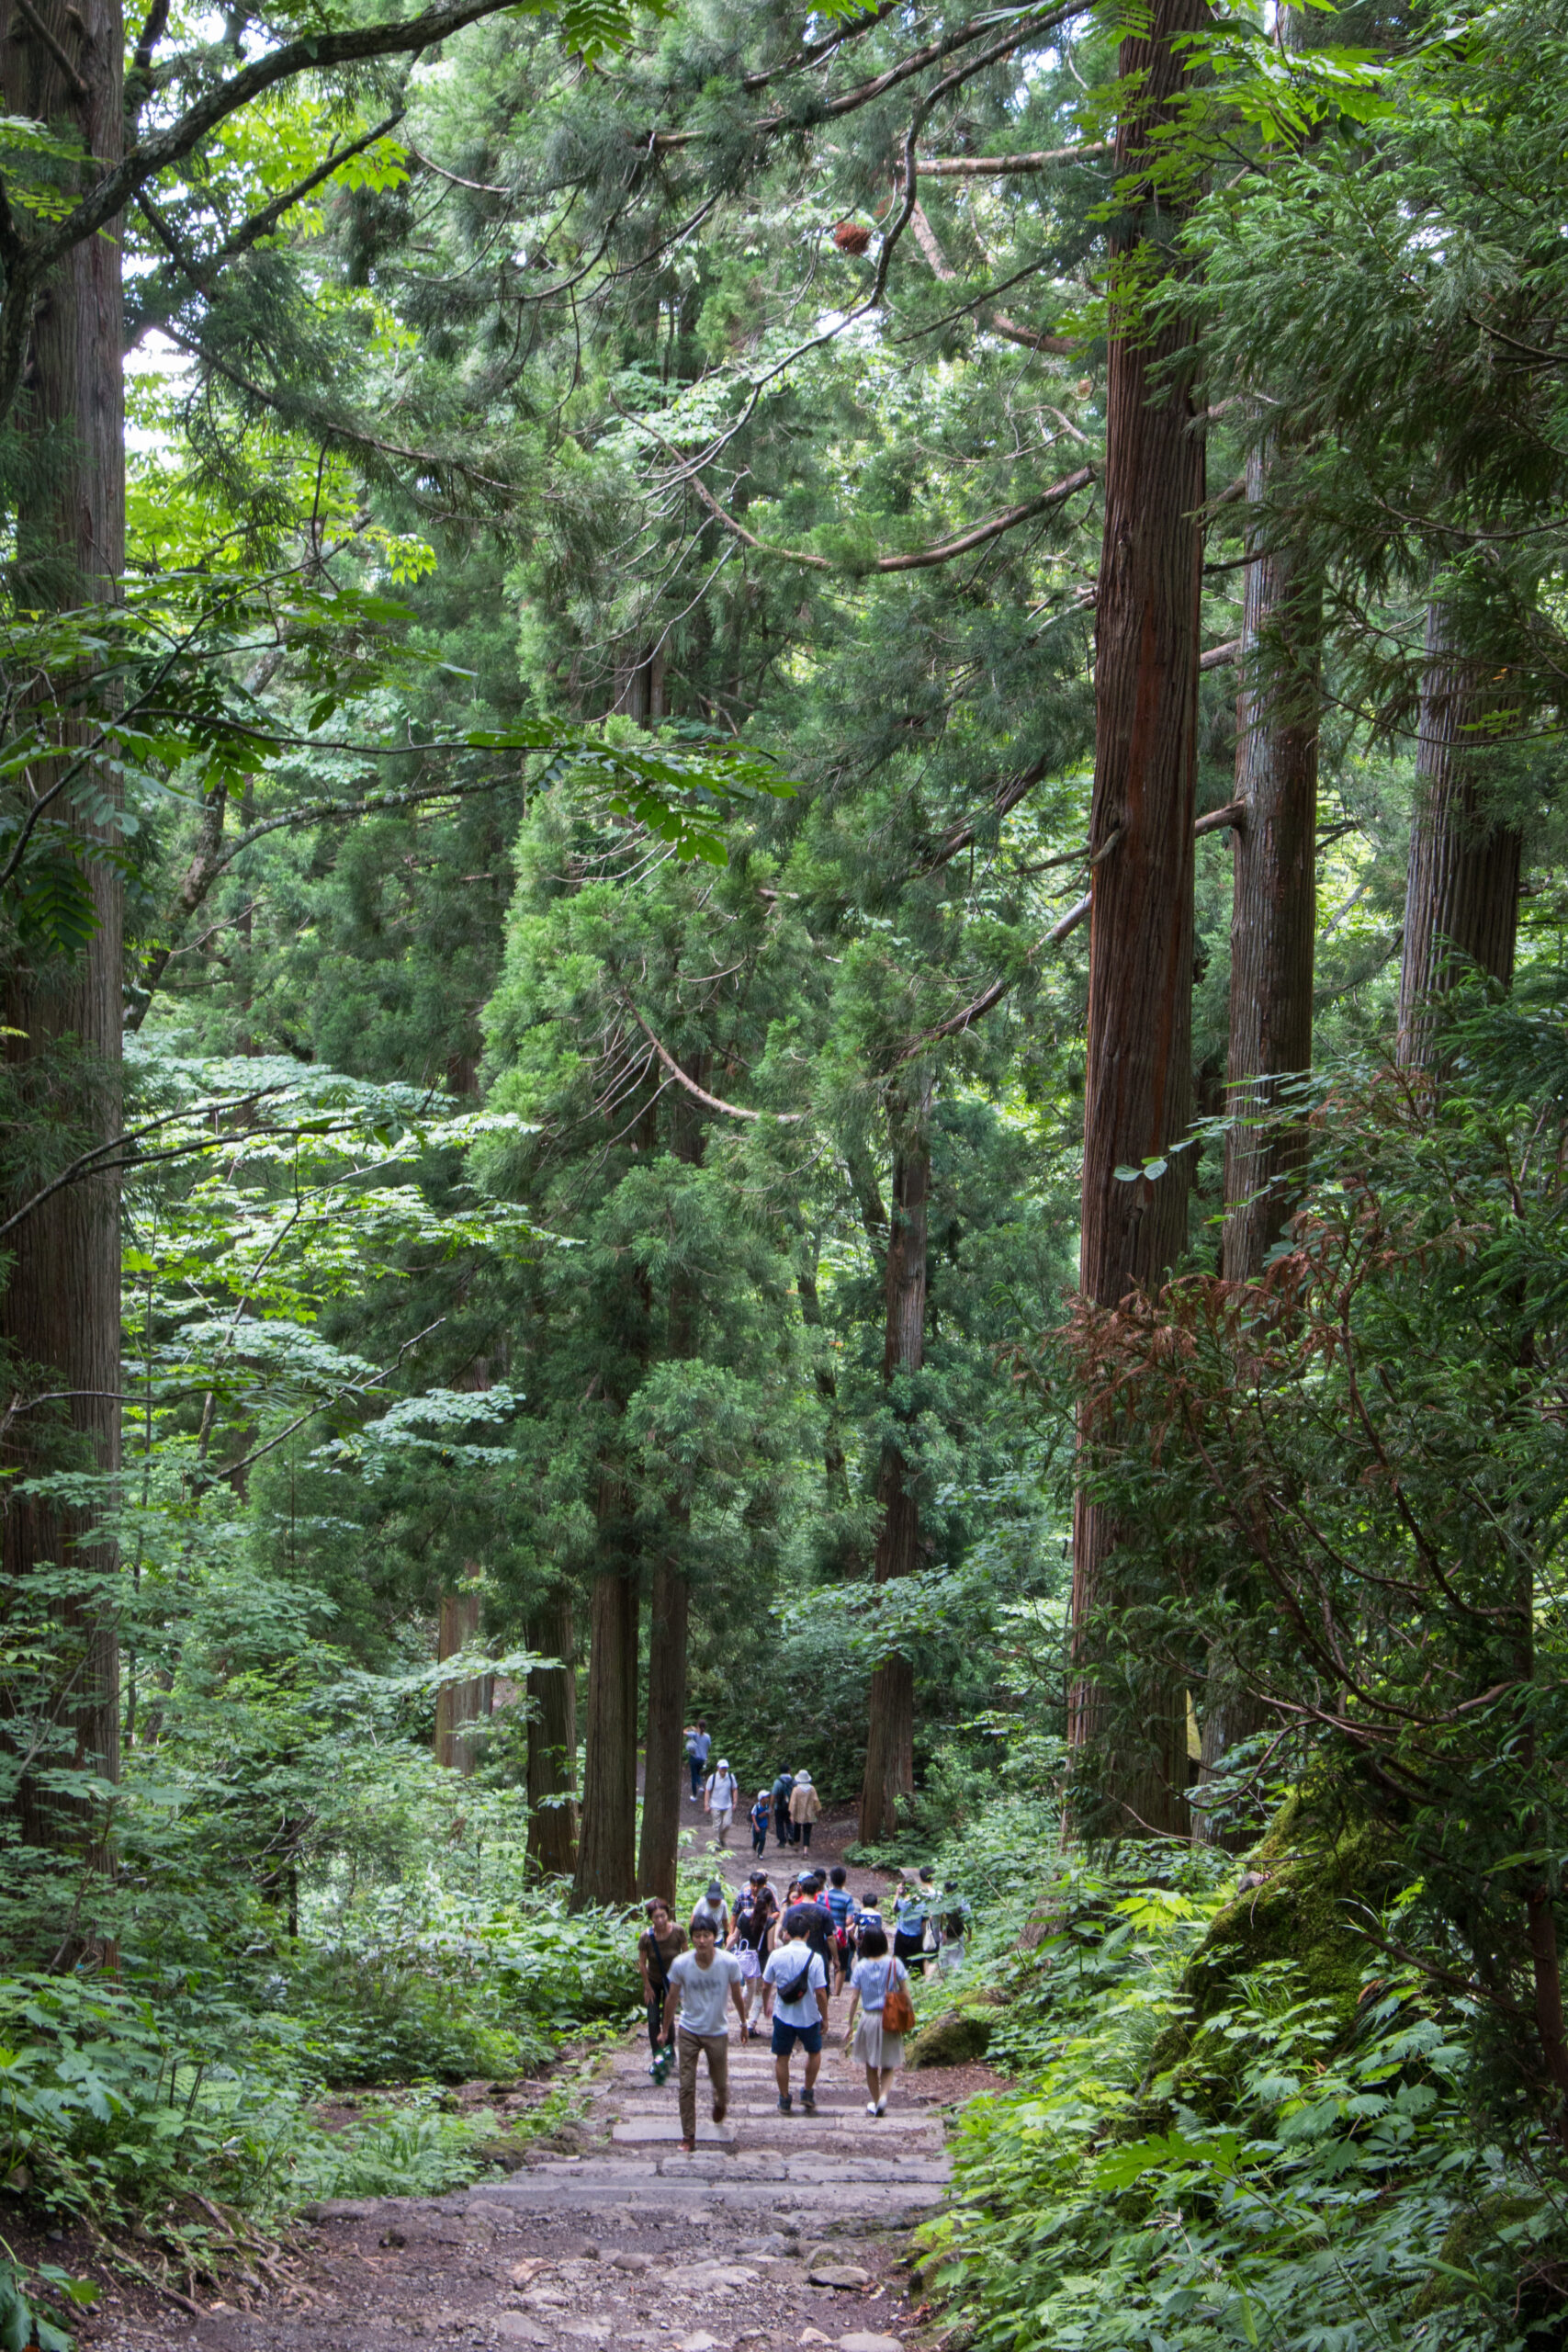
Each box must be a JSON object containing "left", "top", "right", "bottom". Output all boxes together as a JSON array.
[
  {"left": 434, "top": 1585, "right": 485, "bottom": 1775},
  {"left": 1200, "top": 433, "right": 1322, "bottom": 1841},
  {"left": 572, "top": 1495, "right": 640, "bottom": 1910},
  {"left": 797, "top": 1256, "right": 850, "bottom": 1511},
  {"left": 1067, "top": 0, "right": 1208, "bottom": 1842},
  {"left": 859, "top": 1119, "right": 931, "bottom": 1846},
  {"left": 0, "top": 0, "right": 125, "bottom": 1923},
  {"left": 636, "top": 1064, "right": 705, "bottom": 1900},
  {"left": 637, "top": 1557, "right": 688, "bottom": 1903},
  {"left": 1396, "top": 600, "right": 1520, "bottom": 1068},
  {"left": 1221, "top": 432, "right": 1323, "bottom": 1282},
  {"left": 526, "top": 1589, "right": 578, "bottom": 1878}
]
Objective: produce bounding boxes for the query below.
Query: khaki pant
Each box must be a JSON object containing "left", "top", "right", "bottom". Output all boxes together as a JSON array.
[{"left": 677, "top": 2028, "right": 728, "bottom": 2142}]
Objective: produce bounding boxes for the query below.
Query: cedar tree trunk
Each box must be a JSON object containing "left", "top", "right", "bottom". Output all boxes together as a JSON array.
[
  {"left": 434, "top": 1585, "right": 486, "bottom": 1775},
  {"left": 637, "top": 1556, "right": 688, "bottom": 1904},
  {"left": 1220, "top": 432, "right": 1322, "bottom": 1282},
  {"left": 0, "top": 0, "right": 125, "bottom": 1912},
  {"left": 1068, "top": 0, "right": 1209, "bottom": 1841},
  {"left": 859, "top": 1121, "right": 931, "bottom": 1847},
  {"left": 526, "top": 1588, "right": 579, "bottom": 1878},
  {"left": 572, "top": 1490, "right": 640, "bottom": 1909},
  {"left": 1395, "top": 600, "right": 1520, "bottom": 1068}
]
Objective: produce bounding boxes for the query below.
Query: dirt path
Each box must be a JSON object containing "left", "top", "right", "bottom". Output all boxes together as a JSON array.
[{"left": 94, "top": 1807, "right": 965, "bottom": 2352}]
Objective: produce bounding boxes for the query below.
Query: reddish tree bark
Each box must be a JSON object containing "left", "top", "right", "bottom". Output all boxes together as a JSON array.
[
  {"left": 637, "top": 1558, "right": 689, "bottom": 1904},
  {"left": 1068, "top": 0, "right": 1209, "bottom": 1840},
  {"left": 1395, "top": 601, "right": 1520, "bottom": 1068},
  {"left": 0, "top": 0, "right": 125, "bottom": 1913},
  {"left": 571, "top": 1516, "right": 640, "bottom": 1910},
  {"left": 525, "top": 1588, "right": 579, "bottom": 1879},
  {"left": 859, "top": 1116, "right": 931, "bottom": 1847}
]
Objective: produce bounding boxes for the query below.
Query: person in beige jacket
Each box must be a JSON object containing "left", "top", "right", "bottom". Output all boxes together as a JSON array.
[{"left": 788, "top": 1770, "right": 821, "bottom": 1851}]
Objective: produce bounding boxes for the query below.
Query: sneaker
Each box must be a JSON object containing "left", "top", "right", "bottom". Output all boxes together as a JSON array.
[
  {"left": 866, "top": 2099, "right": 878, "bottom": 2116},
  {"left": 801, "top": 2089, "right": 817, "bottom": 2115},
  {"left": 875, "top": 2098, "right": 887, "bottom": 2116},
  {"left": 778, "top": 2092, "right": 793, "bottom": 2113}
]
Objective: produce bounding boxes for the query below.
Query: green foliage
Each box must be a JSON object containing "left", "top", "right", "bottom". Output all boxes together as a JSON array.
[{"left": 915, "top": 1802, "right": 1568, "bottom": 2352}]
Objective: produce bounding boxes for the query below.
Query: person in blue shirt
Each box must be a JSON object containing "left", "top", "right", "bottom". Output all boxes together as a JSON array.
[
  {"left": 750, "top": 1788, "right": 771, "bottom": 1856},
  {"left": 823, "top": 1865, "right": 856, "bottom": 1988},
  {"left": 685, "top": 1719, "right": 712, "bottom": 1802}
]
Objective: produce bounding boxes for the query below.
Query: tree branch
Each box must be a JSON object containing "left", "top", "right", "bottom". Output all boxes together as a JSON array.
[
  {"left": 690, "top": 462, "right": 1094, "bottom": 573},
  {"left": 917, "top": 141, "right": 1110, "bottom": 175},
  {"left": 14, "top": 0, "right": 88, "bottom": 99},
  {"left": 621, "top": 998, "right": 807, "bottom": 1123}
]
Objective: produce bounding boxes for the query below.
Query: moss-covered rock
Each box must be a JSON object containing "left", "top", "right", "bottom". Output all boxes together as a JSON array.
[
  {"left": 909, "top": 2007, "right": 996, "bottom": 2067},
  {"left": 1410, "top": 2193, "right": 1548, "bottom": 2318},
  {"left": 1182, "top": 1794, "right": 1390, "bottom": 2034},
  {"left": 1134, "top": 1792, "right": 1401, "bottom": 2122}
]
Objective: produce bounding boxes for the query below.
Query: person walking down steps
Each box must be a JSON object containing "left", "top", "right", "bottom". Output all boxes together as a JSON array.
[
  {"left": 750, "top": 1787, "right": 771, "bottom": 1856},
  {"left": 762, "top": 1913, "right": 829, "bottom": 2115},
  {"left": 685, "top": 1720, "right": 711, "bottom": 1802},
  {"left": 659, "top": 1912, "right": 746, "bottom": 2153},
  {"left": 705, "top": 1757, "right": 739, "bottom": 1848},
  {"left": 789, "top": 1770, "right": 821, "bottom": 1850}
]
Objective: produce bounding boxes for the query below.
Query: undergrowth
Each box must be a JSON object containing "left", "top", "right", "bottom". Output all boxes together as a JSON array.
[{"left": 912, "top": 1804, "right": 1568, "bottom": 2352}]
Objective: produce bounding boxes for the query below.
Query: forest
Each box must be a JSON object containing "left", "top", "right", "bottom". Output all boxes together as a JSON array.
[{"left": 0, "top": 0, "right": 1566, "bottom": 2337}]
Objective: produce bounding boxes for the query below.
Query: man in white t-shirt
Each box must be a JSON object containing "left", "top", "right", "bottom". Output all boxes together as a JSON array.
[
  {"left": 659, "top": 1915, "right": 746, "bottom": 2151},
  {"left": 761, "top": 1914, "right": 829, "bottom": 2116},
  {"left": 705, "top": 1757, "right": 739, "bottom": 1847}
]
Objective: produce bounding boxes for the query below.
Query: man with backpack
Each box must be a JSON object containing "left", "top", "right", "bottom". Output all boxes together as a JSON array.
[
  {"left": 686, "top": 1720, "right": 711, "bottom": 1803},
  {"left": 705, "top": 1756, "right": 739, "bottom": 1847},
  {"left": 761, "top": 1913, "right": 829, "bottom": 2115},
  {"left": 784, "top": 1872, "right": 838, "bottom": 1992},
  {"left": 771, "top": 1768, "right": 795, "bottom": 1849}
]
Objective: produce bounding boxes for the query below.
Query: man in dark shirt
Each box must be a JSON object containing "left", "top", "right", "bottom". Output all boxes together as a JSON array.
[
  {"left": 784, "top": 1873, "right": 837, "bottom": 1988},
  {"left": 771, "top": 1770, "right": 795, "bottom": 1849}
]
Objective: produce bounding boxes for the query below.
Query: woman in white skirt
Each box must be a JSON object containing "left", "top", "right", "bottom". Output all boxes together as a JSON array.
[{"left": 843, "top": 1922, "right": 910, "bottom": 2115}]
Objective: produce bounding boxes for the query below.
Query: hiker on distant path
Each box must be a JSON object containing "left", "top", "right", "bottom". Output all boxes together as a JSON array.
[
  {"left": 637, "top": 1898, "right": 687, "bottom": 2054},
  {"left": 844, "top": 1922, "right": 911, "bottom": 2118},
  {"left": 705, "top": 1756, "right": 739, "bottom": 1847},
  {"left": 855, "top": 1893, "right": 885, "bottom": 1956},
  {"left": 691, "top": 1878, "right": 731, "bottom": 1941},
  {"left": 789, "top": 1770, "right": 821, "bottom": 1850},
  {"left": 750, "top": 1787, "right": 771, "bottom": 1856},
  {"left": 659, "top": 1913, "right": 746, "bottom": 2152},
  {"left": 730, "top": 1871, "right": 776, "bottom": 2040},
  {"left": 762, "top": 1912, "right": 829, "bottom": 2115},
  {"left": 824, "top": 1865, "right": 856, "bottom": 1989},
  {"left": 894, "top": 1869, "right": 932, "bottom": 1973},
  {"left": 938, "top": 1883, "right": 974, "bottom": 1977},
  {"left": 772, "top": 1767, "right": 795, "bottom": 1848},
  {"left": 686, "top": 1720, "right": 712, "bottom": 1802}
]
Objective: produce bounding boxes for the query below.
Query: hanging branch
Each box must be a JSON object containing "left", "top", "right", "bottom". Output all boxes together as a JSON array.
[{"left": 620, "top": 998, "right": 809, "bottom": 1124}]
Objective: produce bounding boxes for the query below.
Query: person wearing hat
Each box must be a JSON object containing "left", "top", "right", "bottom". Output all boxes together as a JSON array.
[
  {"left": 788, "top": 1769, "right": 821, "bottom": 1852},
  {"left": 705, "top": 1756, "right": 739, "bottom": 1847},
  {"left": 691, "top": 1879, "right": 731, "bottom": 1941},
  {"left": 750, "top": 1787, "right": 772, "bottom": 1857}
]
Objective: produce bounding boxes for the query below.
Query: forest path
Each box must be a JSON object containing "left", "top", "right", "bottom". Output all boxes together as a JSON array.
[{"left": 103, "top": 1808, "right": 959, "bottom": 2352}]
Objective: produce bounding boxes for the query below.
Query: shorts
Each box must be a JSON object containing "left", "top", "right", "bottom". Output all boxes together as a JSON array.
[{"left": 771, "top": 2018, "right": 822, "bottom": 2057}]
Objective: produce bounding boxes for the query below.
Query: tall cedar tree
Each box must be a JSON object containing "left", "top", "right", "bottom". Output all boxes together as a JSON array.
[
  {"left": 0, "top": 0, "right": 124, "bottom": 1894},
  {"left": 1069, "top": 0, "right": 1208, "bottom": 1838}
]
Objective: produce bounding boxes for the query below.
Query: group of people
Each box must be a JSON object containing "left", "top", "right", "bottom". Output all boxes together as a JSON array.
[
  {"left": 635, "top": 1865, "right": 918, "bottom": 2151},
  {"left": 682, "top": 1724, "right": 822, "bottom": 1856}
]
